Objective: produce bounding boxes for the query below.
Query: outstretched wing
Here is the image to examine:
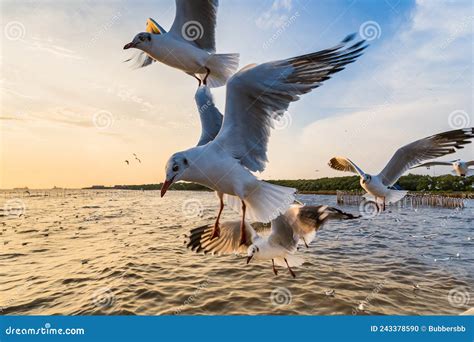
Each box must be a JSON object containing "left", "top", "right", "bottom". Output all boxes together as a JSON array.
[
  {"left": 185, "top": 221, "right": 258, "bottom": 255},
  {"left": 293, "top": 205, "right": 359, "bottom": 245},
  {"left": 410, "top": 161, "right": 453, "bottom": 169},
  {"left": 195, "top": 86, "right": 223, "bottom": 146},
  {"left": 378, "top": 128, "right": 474, "bottom": 186},
  {"left": 213, "top": 34, "right": 367, "bottom": 172},
  {"left": 328, "top": 156, "right": 365, "bottom": 177},
  {"left": 466, "top": 160, "right": 474, "bottom": 167},
  {"left": 169, "top": 0, "right": 218, "bottom": 52}
]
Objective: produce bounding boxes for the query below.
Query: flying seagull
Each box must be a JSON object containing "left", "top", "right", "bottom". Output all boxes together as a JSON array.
[
  {"left": 411, "top": 159, "right": 474, "bottom": 177},
  {"left": 124, "top": 160, "right": 130, "bottom": 165},
  {"left": 133, "top": 153, "right": 142, "bottom": 163},
  {"left": 161, "top": 34, "right": 368, "bottom": 245},
  {"left": 185, "top": 204, "right": 359, "bottom": 278},
  {"left": 123, "top": 0, "right": 239, "bottom": 87},
  {"left": 328, "top": 128, "right": 474, "bottom": 209}
]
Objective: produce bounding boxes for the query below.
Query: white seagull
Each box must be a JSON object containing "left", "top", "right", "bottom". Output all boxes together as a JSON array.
[
  {"left": 160, "top": 34, "right": 368, "bottom": 245},
  {"left": 123, "top": 0, "right": 239, "bottom": 87},
  {"left": 185, "top": 204, "right": 358, "bottom": 278},
  {"left": 411, "top": 159, "right": 474, "bottom": 177},
  {"left": 328, "top": 128, "right": 474, "bottom": 208}
]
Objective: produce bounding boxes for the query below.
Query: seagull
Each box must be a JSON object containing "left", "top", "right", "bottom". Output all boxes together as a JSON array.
[
  {"left": 161, "top": 34, "right": 368, "bottom": 245},
  {"left": 123, "top": 0, "right": 239, "bottom": 87},
  {"left": 186, "top": 204, "right": 358, "bottom": 277},
  {"left": 133, "top": 153, "right": 142, "bottom": 163},
  {"left": 411, "top": 159, "right": 474, "bottom": 177},
  {"left": 328, "top": 128, "right": 474, "bottom": 209},
  {"left": 124, "top": 160, "right": 129, "bottom": 165}
]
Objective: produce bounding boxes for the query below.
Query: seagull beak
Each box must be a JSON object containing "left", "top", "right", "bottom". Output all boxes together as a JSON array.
[
  {"left": 123, "top": 42, "right": 135, "bottom": 50},
  {"left": 160, "top": 176, "right": 175, "bottom": 197},
  {"left": 246, "top": 255, "right": 253, "bottom": 264}
]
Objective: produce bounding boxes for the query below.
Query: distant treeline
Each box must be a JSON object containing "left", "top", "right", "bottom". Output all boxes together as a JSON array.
[{"left": 86, "top": 174, "right": 473, "bottom": 192}]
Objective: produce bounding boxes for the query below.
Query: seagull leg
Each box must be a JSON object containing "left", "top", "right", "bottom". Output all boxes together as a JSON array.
[
  {"left": 210, "top": 196, "right": 224, "bottom": 240},
  {"left": 203, "top": 67, "right": 211, "bottom": 85},
  {"left": 239, "top": 201, "right": 247, "bottom": 246},
  {"left": 302, "top": 237, "right": 309, "bottom": 248},
  {"left": 284, "top": 258, "right": 296, "bottom": 278},
  {"left": 383, "top": 197, "right": 386, "bottom": 211},
  {"left": 192, "top": 74, "right": 202, "bottom": 86},
  {"left": 272, "top": 259, "right": 278, "bottom": 276}
]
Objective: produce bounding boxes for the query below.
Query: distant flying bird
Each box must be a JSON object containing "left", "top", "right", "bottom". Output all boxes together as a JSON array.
[
  {"left": 133, "top": 153, "right": 142, "bottom": 163},
  {"left": 124, "top": 160, "right": 129, "bottom": 165},
  {"left": 186, "top": 205, "right": 358, "bottom": 278},
  {"left": 123, "top": 0, "right": 239, "bottom": 87},
  {"left": 411, "top": 159, "right": 474, "bottom": 177},
  {"left": 161, "top": 34, "right": 368, "bottom": 246},
  {"left": 328, "top": 128, "right": 474, "bottom": 209}
]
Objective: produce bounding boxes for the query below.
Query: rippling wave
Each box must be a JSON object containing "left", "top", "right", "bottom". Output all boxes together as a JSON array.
[{"left": 0, "top": 190, "right": 472, "bottom": 315}]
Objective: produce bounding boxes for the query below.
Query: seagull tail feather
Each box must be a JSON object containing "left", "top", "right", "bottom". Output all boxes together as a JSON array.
[
  {"left": 224, "top": 181, "right": 296, "bottom": 223},
  {"left": 202, "top": 53, "right": 240, "bottom": 88}
]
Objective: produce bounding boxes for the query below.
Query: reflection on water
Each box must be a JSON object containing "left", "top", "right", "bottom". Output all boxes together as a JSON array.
[{"left": 0, "top": 190, "right": 472, "bottom": 315}]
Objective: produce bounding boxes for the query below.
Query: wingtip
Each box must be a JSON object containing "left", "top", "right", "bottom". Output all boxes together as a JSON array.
[{"left": 342, "top": 33, "right": 357, "bottom": 43}]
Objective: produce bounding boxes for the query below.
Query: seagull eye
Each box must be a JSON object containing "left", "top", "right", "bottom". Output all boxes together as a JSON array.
[
  {"left": 139, "top": 35, "right": 145, "bottom": 42},
  {"left": 172, "top": 165, "right": 179, "bottom": 172}
]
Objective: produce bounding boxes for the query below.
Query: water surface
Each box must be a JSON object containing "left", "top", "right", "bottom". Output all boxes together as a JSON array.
[{"left": 0, "top": 190, "right": 472, "bottom": 315}]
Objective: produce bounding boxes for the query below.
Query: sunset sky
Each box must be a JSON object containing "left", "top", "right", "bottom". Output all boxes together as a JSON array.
[{"left": 0, "top": 0, "right": 472, "bottom": 189}]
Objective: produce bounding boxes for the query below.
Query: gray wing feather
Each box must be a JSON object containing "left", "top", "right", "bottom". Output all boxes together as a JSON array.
[
  {"left": 169, "top": 0, "right": 218, "bottom": 52},
  {"left": 214, "top": 34, "right": 367, "bottom": 172},
  {"left": 378, "top": 128, "right": 474, "bottom": 186},
  {"left": 410, "top": 161, "right": 453, "bottom": 169},
  {"left": 186, "top": 221, "right": 258, "bottom": 255},
  {"left": 195, "top": 86, "right": 223, "bottom": 146}
]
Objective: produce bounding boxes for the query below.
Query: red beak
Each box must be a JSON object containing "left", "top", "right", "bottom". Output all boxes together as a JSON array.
[
  {"left": 160, "top": 176, "right": 175, "bottom": 197},
  {"left": 123, "top": 42, "right": 135, "bottom": 50}
]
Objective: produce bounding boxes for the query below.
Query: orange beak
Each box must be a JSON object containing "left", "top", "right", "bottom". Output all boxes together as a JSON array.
[{"left": 160, "top": 176, "right": 175, "bottom": 197}]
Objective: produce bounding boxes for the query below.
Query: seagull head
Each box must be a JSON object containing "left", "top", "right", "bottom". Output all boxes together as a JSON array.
[
  {"left": 161, "top": 152, "right": 190, "bottom": 197},
  {"left": 361, "top": 174, "right": 372, "bottom": 185},
  {"left": 246, "top": 244, "right": 260, "bottom": 264},
  {"left": 123, "top": 32, "right": 152, "bottom": 51}
]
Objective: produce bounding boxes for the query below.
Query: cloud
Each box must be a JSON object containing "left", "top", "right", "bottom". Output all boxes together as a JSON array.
[
  {"left": 292, "top": 0, "right": 473, "bottom": 177},
  {"left": 256, "top": 0, "right": 293, "bottom": 29}
]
